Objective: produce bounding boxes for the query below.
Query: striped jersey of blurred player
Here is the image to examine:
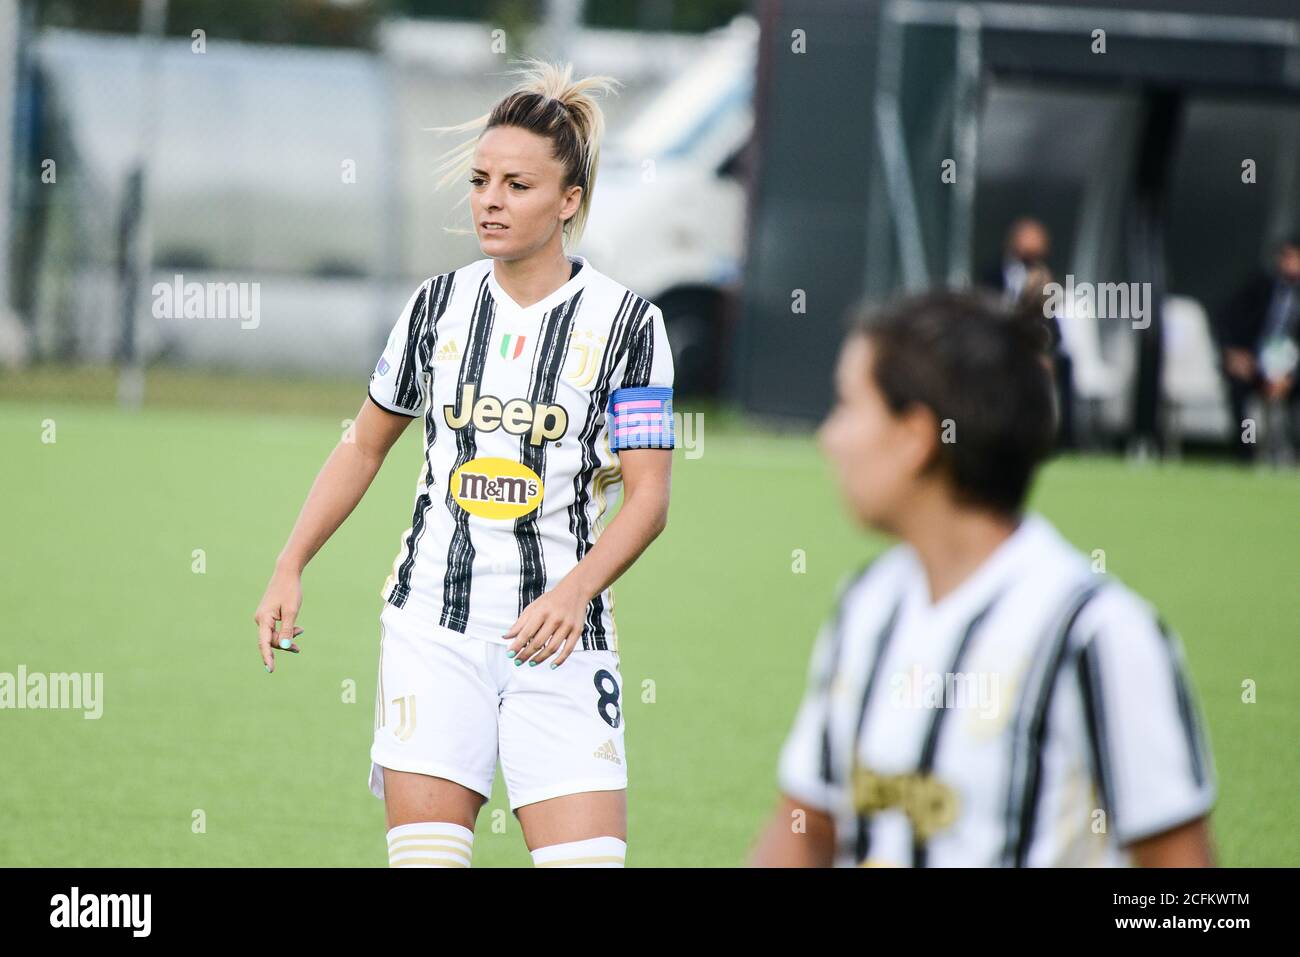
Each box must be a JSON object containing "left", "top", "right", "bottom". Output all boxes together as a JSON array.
[{"left": 750, "top": 292, "right": 1216, "bottom": 867}]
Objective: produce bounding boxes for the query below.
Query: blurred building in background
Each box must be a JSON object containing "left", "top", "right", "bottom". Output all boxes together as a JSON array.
[
  {"left": 735, "top": 0, "right": 1300, "bottom": 454},
  {"left": 4, "top": 0, "right": 1300, "bottom": 459},
  {"left": 6, "top": 0, "right": 750, "bottom": 389}
]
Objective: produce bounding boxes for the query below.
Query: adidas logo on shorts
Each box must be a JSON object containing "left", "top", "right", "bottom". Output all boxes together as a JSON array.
[{"left": 593, "top": 739, "right": 621, "bottom": 765}]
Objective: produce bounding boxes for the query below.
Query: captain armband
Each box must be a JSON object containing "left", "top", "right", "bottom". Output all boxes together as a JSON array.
[{"left": 608, "top": 386, "right": 675, "bottom": 451}]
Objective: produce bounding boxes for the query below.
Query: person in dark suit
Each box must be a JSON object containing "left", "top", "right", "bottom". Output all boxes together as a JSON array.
[
  {"left": 980, "top": 218, "right": 1074, "bottom": 448},
  {"left": 981, "top": 218, "right": 1052, "bottom": 303},
  {"left": 1216, "top": 236, "right": 1300, "bottom": 462}
]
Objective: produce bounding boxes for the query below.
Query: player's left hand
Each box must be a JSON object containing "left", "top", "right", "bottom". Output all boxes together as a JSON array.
[{"left": 504, "top": 579, "right": 588, "bottom": 669}]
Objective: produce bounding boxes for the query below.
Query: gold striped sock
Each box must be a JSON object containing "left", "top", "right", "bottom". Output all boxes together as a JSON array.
[
  {"left": 387, "top": 822, "right": 474, "bottom": 868},
  {"left": 530, "top": 836, "right": 626, "bottom": 868}
]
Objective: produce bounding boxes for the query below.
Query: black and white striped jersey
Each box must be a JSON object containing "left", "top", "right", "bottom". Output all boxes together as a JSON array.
[
  {"left": 778, "top": 514, "right": 1216, "bottom": 867},
  {"left": 367, "top": 255, "right": 674, "bottom": 651}
]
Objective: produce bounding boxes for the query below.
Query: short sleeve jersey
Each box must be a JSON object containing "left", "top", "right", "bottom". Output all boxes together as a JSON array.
[
  {"left": 368, "top": 255, "right": 674, "bottom": 650},
  {"left": 777, "top": 514, "right": 1216, "bottom": 866}
]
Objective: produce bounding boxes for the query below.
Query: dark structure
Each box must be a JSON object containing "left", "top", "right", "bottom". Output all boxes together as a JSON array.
[{"left": 732, "top": 0, "right": 1300, "bottom": 445}]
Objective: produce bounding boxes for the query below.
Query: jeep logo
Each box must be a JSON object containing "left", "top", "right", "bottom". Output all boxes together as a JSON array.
[{"left": 443, "top": 384, "right": 568, "bottom": 446}]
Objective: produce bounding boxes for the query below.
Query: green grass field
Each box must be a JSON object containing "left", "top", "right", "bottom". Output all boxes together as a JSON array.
[{"left": 1, "top": 370, "right": 1297, "bottom": 866}]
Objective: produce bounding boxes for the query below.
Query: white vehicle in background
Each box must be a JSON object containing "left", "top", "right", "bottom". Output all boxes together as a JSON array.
[{"left": 576, "top": 16, "right": 756, "bottom": 396}]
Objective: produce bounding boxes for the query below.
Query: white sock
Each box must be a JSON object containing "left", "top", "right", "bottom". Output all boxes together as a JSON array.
[
  {"left": 386, "top": 821, "right": 474, "bottom": 868},
  {"left": 531, "top": 836, "right": 627, "bottom": 868}
]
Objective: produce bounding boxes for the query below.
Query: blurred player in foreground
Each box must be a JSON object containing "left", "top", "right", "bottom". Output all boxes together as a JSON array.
[{"left": 750, "top": 292, "right": 1216, "bottom": 867}]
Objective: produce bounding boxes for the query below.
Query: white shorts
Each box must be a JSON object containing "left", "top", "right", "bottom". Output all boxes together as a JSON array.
[{"left": 368, "top": 601, "right": 627, "bottom": 811}]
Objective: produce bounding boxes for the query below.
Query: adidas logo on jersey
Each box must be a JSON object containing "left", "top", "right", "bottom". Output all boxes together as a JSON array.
[
  {"left": 593, "top": 739, "right": 621, "bottom": 765},
  {"left": 435, "top": 339, "right": 460, "bottom": 362},
  {"left": 443, "top": 383, "right": 569, "bottom": 446}
]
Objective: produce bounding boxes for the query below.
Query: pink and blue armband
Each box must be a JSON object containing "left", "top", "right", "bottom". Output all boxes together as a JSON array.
[{"left": 608, "top": 386, "right": 675, "bottom": 451}]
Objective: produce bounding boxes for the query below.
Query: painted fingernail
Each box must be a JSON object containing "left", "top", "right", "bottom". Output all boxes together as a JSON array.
[
  {"left": 528, "top": 660, "right": 538, "bottom": 667},
  {"left": 506, "top": 649, "right": 516, "bottom": 659},
  {"left": 265, "top": 664, "right": 272, "bottom": 673},
  {"left": 514, "top": 659, "right": 523, "bottom": 667},
  {"left": 279, "top": 637, "right": 292, "bottom": 650},
  {"left": 550, "top": 662, "right": 558, "bottom": 669}
]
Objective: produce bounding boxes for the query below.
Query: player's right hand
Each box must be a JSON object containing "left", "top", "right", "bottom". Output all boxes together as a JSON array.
[{"left": 253, "top": 569, "right": 304, "bottom": 673}]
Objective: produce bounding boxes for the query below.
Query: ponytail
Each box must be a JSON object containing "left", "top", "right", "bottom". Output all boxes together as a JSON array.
[{"left": 430, "top": 59, "right": 620, "bottom": 246}]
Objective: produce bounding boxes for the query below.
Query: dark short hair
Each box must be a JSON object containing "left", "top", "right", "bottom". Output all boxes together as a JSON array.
[
  {"left": 1278, "top": 235, "right": 1300, "bottom": 253},
  {"left": 850, "top": 290, "right": 1057, "bottom": 515}
]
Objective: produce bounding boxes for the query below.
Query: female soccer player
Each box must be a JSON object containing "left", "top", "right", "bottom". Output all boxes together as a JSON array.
[
  {"left": 750, "top": 292, "right": 1216, "bottom": 867},
  {"left": 252, "top": 61, "right": 675, "bottom": 868}
]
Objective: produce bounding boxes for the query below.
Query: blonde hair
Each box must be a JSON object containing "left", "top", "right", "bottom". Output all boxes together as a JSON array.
[{"left": 430, "top": 60, "right": 621, "bottom": 247}]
